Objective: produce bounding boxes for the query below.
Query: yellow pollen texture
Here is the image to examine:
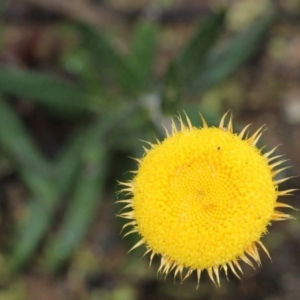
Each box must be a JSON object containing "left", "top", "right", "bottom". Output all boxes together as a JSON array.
[{"left": 133, "top": 127, "right": 277, "bottom": 270}]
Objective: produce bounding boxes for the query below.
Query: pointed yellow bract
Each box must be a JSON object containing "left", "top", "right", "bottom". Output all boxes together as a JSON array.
[{"left": 118, "top": 113, "right": 295, "bottom": 286}]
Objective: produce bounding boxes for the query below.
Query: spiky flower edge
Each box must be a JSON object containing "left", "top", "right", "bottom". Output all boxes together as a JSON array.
[{"left": 117, "top": 113, "right": 295, "bottom": 286}]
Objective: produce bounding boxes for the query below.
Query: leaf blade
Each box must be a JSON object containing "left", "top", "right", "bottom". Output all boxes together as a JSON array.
[
  {"left": 126, "top": 21, "right": 158, "bottom": 90},
  {"left": 43, "top": 124, "right": 108, "bottom": 271},
  {"left": 76, "top": 22, "right": 139, "bottom": 95},
  {"left": 163, "top": 10, "right": 225, "bottom": 111},
  {"left": 7, "top": 128, "right": 86, "bottom": 272},
  {"left": 186, "top": 9, "right": 275, "bottom": 93},
  {"left": 0, "top": 68, "right": 88, "bottom": 115}
]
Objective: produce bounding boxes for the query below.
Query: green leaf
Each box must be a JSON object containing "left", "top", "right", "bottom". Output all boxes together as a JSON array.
[
  {"left": 43, "top": 123, "right": 108, "bottom": 271},
  {"left": 0, "top": 99, "right": 54, "bottom": 194},
  {"left": 8, "top": 199, "right": 54, "bottom": 273},
  {"left": 76, "top": 23, "right": 139, "bottom": 96},
  {"left": 186, "top": 9, "right": 275, "bottom": 93},
  {"left": 173, "top": 10, "right": 225, "bottom": 84},
  {"left": 163, "top": 10, "right": 225, "bottom": 111},
  {"left": 7, "top": 102, "right": 139, "bottom": 272},
  {"left": 0, "top": 67, "right": 89, "bottom": 115},
  {"left": 0, "top": 98, "right": 70, "bottom": 272},
  {"left": 126, "top": 21, "right": 158, "bottom": 91},
  {"left": 8, "top": 128, "right": 85, "bottom": 272},
  {"left": 54, "top": 132, "right": 86, "bottom": 194}
]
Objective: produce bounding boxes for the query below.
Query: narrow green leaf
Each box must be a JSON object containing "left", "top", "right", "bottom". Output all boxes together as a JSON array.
[
  {"left": 186, "top": 9, "right": 275, "bottom": 93},
  {"left": 163, "top": 10, "right": 225, "bottom": 112},
  {"left": 43, "top": 124, "right": 108, "bottom": 271},
  {"left": 173, "top": 10, "right": 225, "bottom": 84},
  {"left": 126, "top": 21, "right": 157, "bottom": 90},
  {"left": 8, "top": 103, "right": 138, "bottom": 272},
  {"left": 8, "top": 199, "right": 55, "bottom": 273},
  {"left": 8, "top": 129, "right": 85, "bottom": 272},
  {"left": 0, "top": 99, "right": 54, "bottom": 192},
  {"left": 0, "top": 67, "right": 88, "bottom": 115},
  {"left": 76, "top": 23, "right": 139, "bottom": 95},
  {"left": 0, "top": 99, "right": 46, "bottom": 168},
  {"left": 0, "top": 99, "right": 65, "bottom": 272},
  {"left": 54, "top": 132, "right": 86, "bottom": 194}
]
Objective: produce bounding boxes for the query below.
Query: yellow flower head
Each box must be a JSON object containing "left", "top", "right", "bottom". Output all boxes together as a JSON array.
[{"left": 118, "top": 112, "right": 294, "bottom": 286}]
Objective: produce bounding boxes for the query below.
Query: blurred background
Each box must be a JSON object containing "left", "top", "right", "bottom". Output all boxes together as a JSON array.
[{"left": 0, "top": 0, "right": 299, "bottom": 299}]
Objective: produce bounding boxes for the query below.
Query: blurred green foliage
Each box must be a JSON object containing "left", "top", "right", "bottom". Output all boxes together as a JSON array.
[{"left": 0, "top": 5, "right": 275, "bottom": 276}]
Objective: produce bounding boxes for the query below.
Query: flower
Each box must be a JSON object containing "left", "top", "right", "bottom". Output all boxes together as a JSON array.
[{"left": 118, "top": 112, "right": 294, "bottom": 286}]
